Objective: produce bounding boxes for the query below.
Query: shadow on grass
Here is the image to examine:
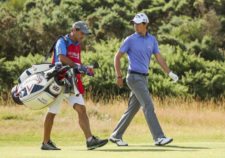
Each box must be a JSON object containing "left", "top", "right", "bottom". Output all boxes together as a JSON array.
[
  {"left": 96, "top": 148, "right": 197, "bottom": 152},
  {"left": 92, "top": 144, "right": 211, "bottom": 152},
  {"left": 129, "top": 144, "right": 210, "bottom": 149},
  {"left": 129, "top": 144, "right": 210, "bottom": 150},
  {"left": 163, "top": 145, "right": 210, "bottom": 150}
]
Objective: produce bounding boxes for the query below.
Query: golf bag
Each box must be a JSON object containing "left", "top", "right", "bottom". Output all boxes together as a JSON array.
[{"left": 11, "top": 63, "right": 88, "bottom": 110}]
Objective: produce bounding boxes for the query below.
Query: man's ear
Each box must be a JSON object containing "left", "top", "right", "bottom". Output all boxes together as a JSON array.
[{"left": 72, "top": 28, "right": 76, "bottom": 33}]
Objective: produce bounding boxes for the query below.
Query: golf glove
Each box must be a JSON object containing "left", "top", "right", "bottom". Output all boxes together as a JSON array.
[{"left": 169, "top": 71, "right": 179, "bottom": 82}]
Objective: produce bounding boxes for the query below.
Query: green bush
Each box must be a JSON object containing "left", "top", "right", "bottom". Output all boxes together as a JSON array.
[
  {"left": 0, "top": 54, "right": 44, "bottom": 91},
  {"left": 1, "top": 0, "right": 225, "bottom": 101},
  {"left": 81, "top": 40, "right": 225, "bottom": 101}
]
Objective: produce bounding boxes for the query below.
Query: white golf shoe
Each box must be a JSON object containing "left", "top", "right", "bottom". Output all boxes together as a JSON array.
[
  {"left": 154, "top": 137, "right": 173, "bottom": 146},
  {"left": 109, "top": 136, "right": 128, "bottom": 146}
]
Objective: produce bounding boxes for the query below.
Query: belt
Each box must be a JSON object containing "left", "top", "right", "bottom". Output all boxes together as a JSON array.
[{"left": 128, "top": 70, "right": 149, "bottom": 76}]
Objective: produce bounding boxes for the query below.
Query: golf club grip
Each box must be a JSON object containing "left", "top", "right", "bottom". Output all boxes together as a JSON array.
[{"left": 92, "top": 62, "right": 99, "bottom": 69}]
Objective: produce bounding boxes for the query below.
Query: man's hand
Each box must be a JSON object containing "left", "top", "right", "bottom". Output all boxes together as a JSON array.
[
  {"left": 116, "top": 77, "right": 123, "bottom": 88},
  {"left": 169, "top": 71, "right": 179, "bottom": 82},
  {"left": 74, "top": 64, "right": 94, "bottom": 76}
]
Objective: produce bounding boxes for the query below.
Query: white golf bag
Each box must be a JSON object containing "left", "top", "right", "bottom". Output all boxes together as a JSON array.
[{"left": 11, "top": 63, "right": 80, "bottom": 110}]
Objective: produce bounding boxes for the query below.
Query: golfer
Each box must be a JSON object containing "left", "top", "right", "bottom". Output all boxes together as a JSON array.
[{"left": 109, "top": 13, "right": 178, "bottom": 146}]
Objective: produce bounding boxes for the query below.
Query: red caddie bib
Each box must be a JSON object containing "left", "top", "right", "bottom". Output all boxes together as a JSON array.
[{"left": 66, "top": 44, "right": 84, "bottom": 94}]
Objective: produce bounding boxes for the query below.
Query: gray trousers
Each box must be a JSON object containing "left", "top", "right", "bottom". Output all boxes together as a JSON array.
[{"left": 112, "top": 73, "right": 165, "bottom": 141}]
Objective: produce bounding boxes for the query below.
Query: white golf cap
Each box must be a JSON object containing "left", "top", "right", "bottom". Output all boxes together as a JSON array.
[{"left": 131, "top": 13, "right": 149, "bottom": 24}]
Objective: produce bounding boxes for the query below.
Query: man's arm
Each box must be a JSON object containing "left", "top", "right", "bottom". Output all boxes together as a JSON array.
[
  {"left": 114, "top": 52, "right": 124, "bottom": 87},
  {"left": 154, "top": 53, "right": 179, "bottom": 82},
  {"left": 58, "top": 54, "right": 75, "bottom": 67},
  {"left": 154, "top": 53, "right": 170, "bottom": 74}
]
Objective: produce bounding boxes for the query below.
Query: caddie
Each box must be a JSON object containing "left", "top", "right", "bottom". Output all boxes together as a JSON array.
[{"left": 41, "top": 21, "right": 108, "bottom": 150}]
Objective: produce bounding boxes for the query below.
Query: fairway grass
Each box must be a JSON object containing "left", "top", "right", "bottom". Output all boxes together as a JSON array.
[
  {"left": 0, "top": 142, "right": 225, "bottom": 158},
  {"left": 0, "top": 98, "right": 225, "bottom": 157}
]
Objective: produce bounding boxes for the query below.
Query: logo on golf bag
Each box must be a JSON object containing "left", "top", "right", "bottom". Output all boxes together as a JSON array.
[
  {"left": 37, "top": 97, "right": 48, "bottom": 105},
  {"left": 49, "top": 82, "right": 62, "bottom": 95}
]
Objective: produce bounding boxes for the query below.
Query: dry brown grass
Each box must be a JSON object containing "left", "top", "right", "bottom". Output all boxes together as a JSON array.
[
  {"left": 0, "top": 97, "right": 225, "bottom": 144},
  {"left": 85, "top": 98, "right": 225, "bottom": 141}
]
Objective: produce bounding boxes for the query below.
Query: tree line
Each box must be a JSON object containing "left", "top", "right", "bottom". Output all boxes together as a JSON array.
[{"left": 0, "top": 0, "right": 225, "bottom": 101}]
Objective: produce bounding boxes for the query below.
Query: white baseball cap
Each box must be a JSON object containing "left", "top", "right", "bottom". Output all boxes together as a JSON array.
[{"left": 131, "top": 13, "right": 149, "bottom": 24}]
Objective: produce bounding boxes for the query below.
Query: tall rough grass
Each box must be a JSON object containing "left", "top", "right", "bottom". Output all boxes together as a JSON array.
[{"left": 0, "top": 97, "right": 224, "bottom": 144}]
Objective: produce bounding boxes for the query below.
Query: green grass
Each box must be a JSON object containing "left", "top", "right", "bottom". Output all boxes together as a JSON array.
[
  {"left": 0, "top": 143, "right": 225, "bottom": 158},
  {"left": 0, "top": 98, "right": 225, "bottom": 158}
]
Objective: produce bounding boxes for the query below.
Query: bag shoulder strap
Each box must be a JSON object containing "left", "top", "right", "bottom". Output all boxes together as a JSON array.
[{"left": 45, "top": 35, "right": 69, "bottom": 62}]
